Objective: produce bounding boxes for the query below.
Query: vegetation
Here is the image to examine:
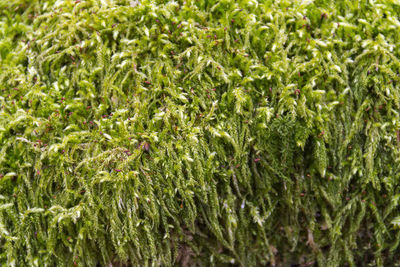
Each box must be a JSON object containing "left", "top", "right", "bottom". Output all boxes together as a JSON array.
[{"left": 1, "top": 0, "right": 400, "bottom": 266}]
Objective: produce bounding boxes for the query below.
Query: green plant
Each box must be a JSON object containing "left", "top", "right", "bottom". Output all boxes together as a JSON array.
[{"left": 1, "top": 0, "right": 400, "bottom": 266}]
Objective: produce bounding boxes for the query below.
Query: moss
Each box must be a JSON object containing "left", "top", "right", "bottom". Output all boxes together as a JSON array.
[{"left": 1, "top": 0, "right": 400, "bottom": 266}]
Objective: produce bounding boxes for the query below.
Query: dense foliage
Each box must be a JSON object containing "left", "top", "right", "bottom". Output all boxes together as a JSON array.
[{"left": 1, "top": 0, "right": 400, "bottom": 266}]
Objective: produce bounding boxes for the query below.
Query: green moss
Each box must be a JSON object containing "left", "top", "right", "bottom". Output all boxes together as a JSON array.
[{"left": 1, "top": 0, "right": 400, "bottom": 266}]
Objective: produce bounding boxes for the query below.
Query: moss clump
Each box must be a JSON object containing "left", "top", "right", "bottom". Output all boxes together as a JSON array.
[{"left": 1, "top": 0, "right": 400, "bottom": 266}]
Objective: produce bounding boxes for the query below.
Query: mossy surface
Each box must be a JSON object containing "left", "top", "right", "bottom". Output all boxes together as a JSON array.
[{"left": 1, "top": 0, "right": 400, "bottom": 266}]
